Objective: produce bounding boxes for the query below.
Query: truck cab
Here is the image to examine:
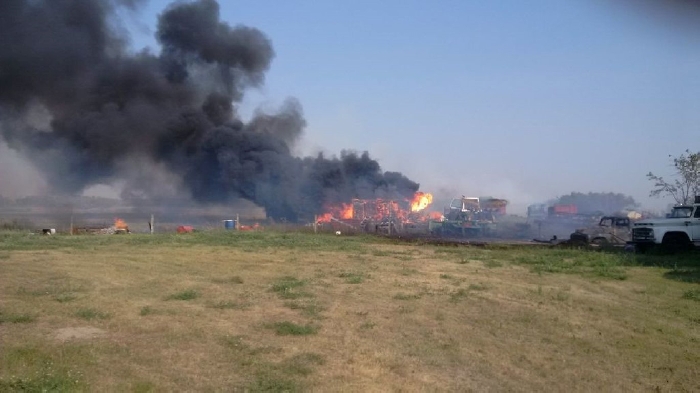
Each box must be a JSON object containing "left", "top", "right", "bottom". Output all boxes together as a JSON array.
[{"left": 631, "top": 199, "right": 700, "bottom": 252}]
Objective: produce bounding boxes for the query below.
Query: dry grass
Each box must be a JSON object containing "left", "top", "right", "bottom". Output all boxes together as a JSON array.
[{"left": 0, "top": 230, "right": 698, "bottom": 391}]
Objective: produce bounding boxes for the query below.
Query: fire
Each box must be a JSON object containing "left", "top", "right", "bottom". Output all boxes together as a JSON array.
[
  {"left": 114, "top": 218, "right": 129, "bottom": 230},
  {"left": 317, "top": 192, "right": 436, "bottom": 225},
  {"left": 317, "top": 203, "right": 353, "bottom": 223},
  {"left": 429, "top": 211, "right": 444, "bottom": 220},
  {"left": 410, "top": 192, "right": 433, "bottom": 212}
]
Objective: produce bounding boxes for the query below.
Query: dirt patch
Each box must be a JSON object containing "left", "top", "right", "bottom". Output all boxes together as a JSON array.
[{"left": 54, "top": 326, "right": 106, "bottom": 342}]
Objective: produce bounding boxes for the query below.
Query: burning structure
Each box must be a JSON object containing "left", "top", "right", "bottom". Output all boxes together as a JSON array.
[
  {"left": 0, "top": 0, "right": 422, "bottom": 222},
  {"left": 316, "top": 192, "right": 439, "bottom": 234}
]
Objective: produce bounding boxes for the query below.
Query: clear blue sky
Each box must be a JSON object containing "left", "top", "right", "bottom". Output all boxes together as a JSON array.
[{"left": 20, "top": 0, "right": 697, "bottom": 213}]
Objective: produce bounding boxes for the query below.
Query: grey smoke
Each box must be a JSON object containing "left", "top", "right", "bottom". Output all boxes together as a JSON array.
[{"left": 0, "top": 0, "right": 419, "bottom": 221}]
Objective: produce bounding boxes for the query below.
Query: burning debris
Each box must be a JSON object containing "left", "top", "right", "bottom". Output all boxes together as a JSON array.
[
  {"left": 0, "top": 0, "right": 421, "bottom": 222},
  {"left": 72, "top": 218, "right": 130, "bottom": 235},
  {"left": 316, "top": 191, "right": 441, "bottom": 234}
]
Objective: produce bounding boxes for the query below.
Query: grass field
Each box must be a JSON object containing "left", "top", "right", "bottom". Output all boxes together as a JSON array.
[{"left": 0, "top": 230, "right": 698, "bottom": 392}]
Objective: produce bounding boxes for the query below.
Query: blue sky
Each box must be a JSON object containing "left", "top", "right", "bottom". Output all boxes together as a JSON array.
[
  {"left": 125, "top": 0, "right": 699, "bottom": 213},
  {"left": 3, "top": 0, "right": 696, "bottom": 213}
]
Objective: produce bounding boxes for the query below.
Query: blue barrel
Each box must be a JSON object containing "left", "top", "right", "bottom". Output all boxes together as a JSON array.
[{"left": 224, "top": 220, "right": 235, "bottom": 230}]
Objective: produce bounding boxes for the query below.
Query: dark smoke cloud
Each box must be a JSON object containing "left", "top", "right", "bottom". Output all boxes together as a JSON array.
[{"left": 0, "top": 0, "right": 419, "bottom": 221}]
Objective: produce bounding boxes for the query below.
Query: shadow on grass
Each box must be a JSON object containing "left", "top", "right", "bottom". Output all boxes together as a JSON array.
[{"left": 631, "top": 249, "right": 700, "bottom": 284}]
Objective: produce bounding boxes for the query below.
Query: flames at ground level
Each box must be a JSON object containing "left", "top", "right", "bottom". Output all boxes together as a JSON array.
[{"left": 316, "top": 192, "right": 440, "bottom": 224}]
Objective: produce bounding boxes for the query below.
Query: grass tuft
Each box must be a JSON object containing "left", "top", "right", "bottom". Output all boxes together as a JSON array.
[
  {"left": 166, "top": 289, "right": 199, "bottom": 301},
  {"left": 210, "top": 300, "right": 251, "bottom": 310},
  {"left": 75, "top": 308, "right": 110, "bottom": 320},
  {"left": 139, "top": 306, "right": 155, "bottom": 316},
  {"left": 284, "top": 301, "right": 325, "bottom": 318},
  {"left": 682, "top": 289, "right": 700, "bottom": 301},
  {"left": 0, "top": 374, "right": 82, "bottom": 392},
  {"left": 266, "top": 321, "right": 318, "bottom": 336},
  {"left": 271, "top": 276, "right": 312, "bottom": 299},
  {"left": 338, "top": 272, "right": 365, "bottom": 284},
  {"left": 360, "top": 321, "right": 376, "bottom": 330},
  {"left": 0, "top": 312, "right": 35, "bottom": 324}
]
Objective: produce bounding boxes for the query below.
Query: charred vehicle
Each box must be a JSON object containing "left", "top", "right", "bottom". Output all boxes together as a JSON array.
[
  {"left": 429, "top": 197, "right": 496, "bottom": 237},
  {"left": 569, "top": 216, "right": 631, "bottom": 246}
]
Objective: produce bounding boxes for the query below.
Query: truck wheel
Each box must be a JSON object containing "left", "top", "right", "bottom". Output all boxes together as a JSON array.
[
  {"left": 591, "top": 237, "right": 609, "bottom": 246},
  {"left": 662, "top": 233, "right": 691, "bottom": 254}
]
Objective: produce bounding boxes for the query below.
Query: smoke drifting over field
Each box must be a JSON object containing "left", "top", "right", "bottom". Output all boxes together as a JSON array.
[{"left": 0, "top": 0, "right": 419, "bottom": 221}]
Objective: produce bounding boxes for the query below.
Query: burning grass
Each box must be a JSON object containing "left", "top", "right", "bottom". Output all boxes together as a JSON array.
[{"left": 0, "top": 230, "right": 698, "bottom": 391}]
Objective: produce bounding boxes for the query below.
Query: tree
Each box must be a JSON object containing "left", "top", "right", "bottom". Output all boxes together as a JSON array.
[{"left": 647, "top": 150, "right": 700, "bottom": 206}]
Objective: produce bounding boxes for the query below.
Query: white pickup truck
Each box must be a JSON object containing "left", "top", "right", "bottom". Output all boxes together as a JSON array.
[{"left": 631, "top": 198, "right": 700, "bottom": 252}]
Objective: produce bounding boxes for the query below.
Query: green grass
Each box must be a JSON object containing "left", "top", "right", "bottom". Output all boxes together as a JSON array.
[
  {"left": 165, "top": 289, "right": 199, "bottom": 301},
  {"left": 266, "top": 321, "right": 318, "bottom": 336},
  {"left": 359, "top": 321, "right": 376, "bottom": 330},
  {"left": 210, "top": 300, "right": 251, "bottom": 310},
  {"left": 0, "top": 312, "right": 35, "bottom": 324},
  {"left": 75, "top": 308, "right": 110, "bottom": 320},
  {"left": 0, "top": 346, "right": 87, "bottom": 392},
  {"left": 682, "top": 289, "right": 700, "bottom": 302},
  {"left": 271, "top": 276, "right": 313, "bottom": 299},
  {"left": 1, "top": 229, "right": 699, "bottom": 391},
  {"left": 338, "top": 272, "right": 365, "bottom": 284},
  {"left": 139, "top": 306, "right": 155, "bottom": 316},
  {"left": 516, "top": 251, "right": 629, "bottom": 280},
  {"left": 284, "top": 301, "right": 325, "bottom": 318},
  {"left": 0, "top": 230, "right": 385, "bottom": 253}
]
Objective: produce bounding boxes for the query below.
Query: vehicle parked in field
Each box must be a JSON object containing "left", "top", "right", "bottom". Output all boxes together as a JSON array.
[
  {"left": 630, "top": 196, "right": 700, "bottom": 252},
  {"left": 569, "top": 216, "right": 632, "bottom": 246}
]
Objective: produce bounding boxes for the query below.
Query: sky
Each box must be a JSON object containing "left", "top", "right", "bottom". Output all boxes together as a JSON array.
[{"left": 1, "top": 0, "right": 698, "bottom": 214}]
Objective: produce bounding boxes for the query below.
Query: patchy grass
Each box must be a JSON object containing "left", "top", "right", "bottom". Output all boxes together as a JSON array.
[
  {"left": 165, "top": 289, "right": 199, "bottom": 301},
  {"left": 0, "top": 231, "right": 699, "bottom": 391},
  {"left": 511, "top": 249, "right": 630, "bottom": 279},
  {"left": 210, "top": 300, "right": 251, "bottom": 310},
  {"left": 284, "top": 301, "right": 325, "bottom": 318},
  {"left": 338, "top": 272, "right": 365, "bottom": 284},
  {"left": 75, "top": 308, "right": 110, "bottom": 320},
  {"left": 271, "top": 276, "right": 313, "bottom": 299},
  {"left": 266, "top": 321, "right": 319, "bottom": 336},
  {"left": 682, "top": 289, "right": 700, "bottom": 302},
  {"left": 0, "top": 312, "right": 35, "bottom": 324},
  {"left": 359, "top": 321, "right": 376, "bottom": 330},
  {"left": 139, "top": 306, "right": 155, "bottom": 316}
]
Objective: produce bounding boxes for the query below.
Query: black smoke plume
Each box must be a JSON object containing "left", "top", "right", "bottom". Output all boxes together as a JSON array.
[{"left": 0, "top": 0, "right": 419, "bottom": 221}]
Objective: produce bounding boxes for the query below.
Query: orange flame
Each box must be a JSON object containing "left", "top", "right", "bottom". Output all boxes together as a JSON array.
[
  {"left": 429, "top": 211, "right": 444, "bottom": 220},
  {"left": 317, "top": 203, "right": 353, "bottom": 223},
  {"left": 410, "top": 192, "right": 433, "bottom": 212},
  {"left": 114, "top": 218, "right": 129, "bottom": 230}
]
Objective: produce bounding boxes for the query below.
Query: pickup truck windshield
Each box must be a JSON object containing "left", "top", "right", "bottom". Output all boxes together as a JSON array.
[{"left": 669, "top": 207, "right": 693, "bottom": 218}]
